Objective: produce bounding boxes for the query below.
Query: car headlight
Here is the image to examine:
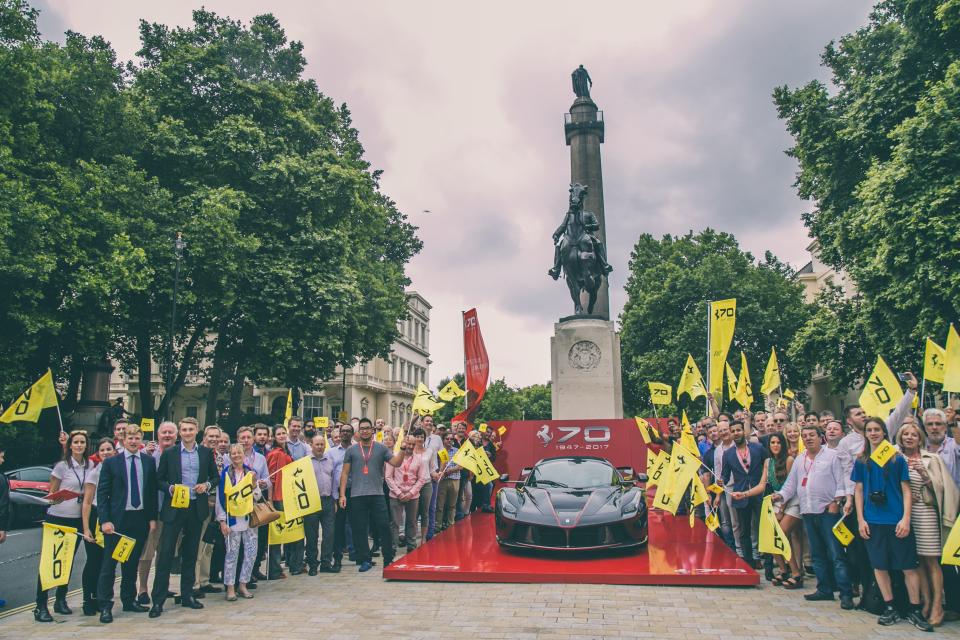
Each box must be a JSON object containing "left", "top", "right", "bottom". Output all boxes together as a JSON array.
[
  {"left": 622, "top": 496, "right": 640, "bottom": 514},
  {"left": 500, "top": 500, "right": 518, "bottom": 516}
]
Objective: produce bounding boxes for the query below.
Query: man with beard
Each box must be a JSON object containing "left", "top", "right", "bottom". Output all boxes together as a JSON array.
[{"left": 721, "top": 420, "right": 767, "bottom": 567}]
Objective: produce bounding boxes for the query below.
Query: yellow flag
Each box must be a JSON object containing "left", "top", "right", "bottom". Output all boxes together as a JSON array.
[
  {"left": 437, "top": 379, "right": 466, "bottom": 401},
  {"left": 832, "top": 518, "right": 854, "bottom": 546},
  {"left": 283, "top": 389, "right": 293, "bottom": 428},
  {"left": 0, "top": 369, "right": 59, "bottom": 423},
  {"left": 941, "top": 516, "right": 960, "bottom": 566},
  {"left": 268, "top": 511, "right": 305, "bottom": 545},
  {"left": 171, "top": 484, "right": 190, "bottom": 508},
  {"left": 870, "top": 439, "right": 896, "bottom": 467},
  {"left": 112, "top": 534, "right": 136, "bottom": 563},
  {"left": 478, "top": 423, "right": 488, "bottom": 432},
  {"left": 140, "top": 418, "right": 155, "bottom": 433},
  {"left": 783, "top": 388, "right": 795, "bottom": 400},
  {"left": 314, "top": 416, "right": 329, "bottom": 429},
  {"left": 646, "top": 451, "right": 669, "bottom": 490},
  {"left": 705, "top": 512, "right": 720, "bottom": 532},
  {"left": 394, "top": 426, "right": 405, "bottom": 454},
  {"left": 225, "top": 471, "right": 255, "bottom": 517},
  {"left": 691, "top": 474, "right": 710, "bottom": 507},
  {"left": 451, "top": 440, "right": 498, "bottom": 484},
  {"left": 646, "top": 447, "right": 657, "bottom": 472},
  {"left": 412, "top": 382, "right": 446, "bottom": 416},
  {"left": 281, "top": 456, "right": 322, "bottom": 519},
  {"left": 859, "top": 356, "right": 904, "bottom": 419},
  {"left": 648, "top": 382, "right": 672, "bottom": 406},
  {"left": 677, "top": 354, "right": 706, "bottom": 400},
  {"left": 635, "top": 417, "right": 652, "bottom": 444},
  {"left": 725, "top": 362, "right": 738, "bottom": 401},
  {"left": 761, "top": 347, "right": 781, "bottom": 395},
  {"left": 437, "top": 447, "right": 450, "bottom": 467},
  {"left": 708, "top": 299, "right": 737, "bottom": 396},
  {"left": 94, "top": 519, "right": 104, "bottom": 548},
  {"left": 707, "top": 483, "right": 724, "bottom": 495},
  {"left": 945, "top": 324, "right": 960, "bottom": 393},
  {"left": 497, "top": 426, "right": 507, "bottom": 436},
  {"left": 758, "top": 495, "right": 792, "bottom": 561},
  {"left": 924, "top": 338, "right": 945, "bottom": 384},
  {"left": 653, "top": 443, "right": 698, "bottom": 515},
  {"left": 375, "top": 431, "right": 383, "bottom": 442},
  {"left": 680, "top": 411, "right": 700, "bottom": 459},
  {"left": 38, "top": 522, "right": 78, "bottom": 591},
  {"left": 734, "top": 351, "right": 753, "bottom": 408}
]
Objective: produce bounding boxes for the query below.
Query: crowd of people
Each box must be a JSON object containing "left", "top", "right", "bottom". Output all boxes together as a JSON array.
[
  {"left": 663, "top": 370, "right": 959, "bottom": 632},
  {"left": 9, "top": 413, "right": 496, "bottom": 624}
]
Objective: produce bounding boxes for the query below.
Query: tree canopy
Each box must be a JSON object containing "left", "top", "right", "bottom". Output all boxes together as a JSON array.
[
  {"left": 618, "top": 229, "right": 813, "bottom": 415},
  {"left": 774, "top": 0, "right": 960, "bottom": 381}
]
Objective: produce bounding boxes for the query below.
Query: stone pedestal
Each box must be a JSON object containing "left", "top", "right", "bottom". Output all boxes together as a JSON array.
[{"left": 551, "top": 318, "right": 623, "bottom": 419}]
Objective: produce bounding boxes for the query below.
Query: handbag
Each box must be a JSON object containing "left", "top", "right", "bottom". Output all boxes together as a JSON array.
[{"left": 248, "top": 501, "right": 280, "bottom": 528}]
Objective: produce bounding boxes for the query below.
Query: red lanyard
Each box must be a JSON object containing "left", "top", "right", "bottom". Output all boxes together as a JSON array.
[
  {"left": 737, "top": 446, "right": 750, "bottom": 471},
  {"left": 359, "top": 443, "right": 373, "bottom": 474}
]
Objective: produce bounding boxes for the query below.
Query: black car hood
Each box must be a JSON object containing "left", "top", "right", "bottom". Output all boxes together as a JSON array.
[{"left": 506, "top": 486, "right": 640, "bottom": 527}]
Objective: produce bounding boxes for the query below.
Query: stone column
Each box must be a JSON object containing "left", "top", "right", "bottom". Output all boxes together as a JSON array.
[{"left": 565, "top": 96, "right": 608, "bottom": 320}]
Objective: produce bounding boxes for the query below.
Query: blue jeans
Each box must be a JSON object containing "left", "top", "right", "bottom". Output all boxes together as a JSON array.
[{"left": 802, "top": 511, "right": 852, "bottom": 598}]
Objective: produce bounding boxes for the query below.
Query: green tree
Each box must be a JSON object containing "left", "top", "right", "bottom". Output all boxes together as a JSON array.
[
  {"left": 618, "top": 229, "right": 813, "bottom": 416},
  {"left": 774, "top": 0, "right": 960, "bottom": 377},
  {"left": 516, "top": 383, "right": 551, "bottom": 420}
]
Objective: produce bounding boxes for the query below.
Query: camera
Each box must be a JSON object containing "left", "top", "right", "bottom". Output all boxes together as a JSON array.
[{"left": 869, "top": 491, "right": 887, "bottom": 506}]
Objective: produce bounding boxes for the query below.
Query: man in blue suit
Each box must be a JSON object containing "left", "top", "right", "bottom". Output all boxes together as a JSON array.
[
  {"left": 721, "top": 420, "right": 767, "bottom": 567},
  {"left": 97, "top": 424, "right": 158, "bottom": 623}
]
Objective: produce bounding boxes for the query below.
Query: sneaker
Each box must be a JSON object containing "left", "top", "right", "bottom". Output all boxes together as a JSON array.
[
  {"left": 878, "top": 606, "right": 900, "bottom": 626},
  {"left": 904, "top": 610, "right": 934, "bottom": 632}
]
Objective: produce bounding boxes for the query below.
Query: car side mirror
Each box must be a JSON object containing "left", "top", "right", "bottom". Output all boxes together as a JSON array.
[
  {"left": 499, "top": 473, "right": 510, "bottom": 483},
  {"left": 636, "top": 473, "right": 649, "bottom": 484}
]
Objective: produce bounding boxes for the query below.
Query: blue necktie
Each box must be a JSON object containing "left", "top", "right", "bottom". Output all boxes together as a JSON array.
[{"left": 130, "top": 455, "right": 141, "bottom": 508}]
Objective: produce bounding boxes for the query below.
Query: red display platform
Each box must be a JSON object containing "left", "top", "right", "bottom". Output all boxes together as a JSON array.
[{"left": 385, "top": 510, "right": 759, "bottom": 586}]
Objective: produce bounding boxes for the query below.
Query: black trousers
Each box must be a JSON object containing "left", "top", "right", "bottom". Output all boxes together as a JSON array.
[
  {"left": 268, "top": 500, "right": 304, "bottom": 577},
  {"left": 334, "top": 489, "right": 350, "bottom": 560},
  {"left": 151, "top": 503, "right": 205, "bottom": 602},
  {"left": 254, "top": 519, "right": 268, "bottom": 575},
  {"left": 35, "top": 514, "right": 82, "bottom": 607},
  {"left": 348, "top": 494, "right": 393, "bottom": 565},
  {"left": 98, "top": 511, "right": 148, "bottom": 607},
  {"left": 734, "top": 498, "right": 759, "bottom": 564},
  {"left": 304, "top": 496, "right": 336, "bottom": 568},
  {"left": 82, "top": 508, "right": 104, "bottom": 603}
]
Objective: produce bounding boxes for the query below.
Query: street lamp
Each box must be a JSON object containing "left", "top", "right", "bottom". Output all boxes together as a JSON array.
[{"left": 163, "top": 231, "right": 186, "bottom": 420}]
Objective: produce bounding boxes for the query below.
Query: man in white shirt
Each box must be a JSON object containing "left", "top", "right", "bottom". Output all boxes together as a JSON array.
[{"left": 774, "top": 424, "right": 853, "bottom": 610}]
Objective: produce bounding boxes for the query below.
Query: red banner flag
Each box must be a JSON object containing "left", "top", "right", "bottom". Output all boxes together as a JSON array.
[{"left": 453, "top": 308, "right": 489, "bottom": 426}]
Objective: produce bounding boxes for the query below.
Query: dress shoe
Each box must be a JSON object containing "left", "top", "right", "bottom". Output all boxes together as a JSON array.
[
  {"left": 82, "top": 600, "right": 99, "bottom": 616},
  {"left": 330, "top": 562, "right": 341, "bottom": 574},
  {"left": 181, "top": 597, "right": 204, "bottom": 610},
  {"left": 252, "top": 569, "right": 267, "bottom": 581},
  {"left": 122, "top": 602, "right": 149, "bottom": 613},
  {"left": 53, "top": 598, "right": 72, "bottom": 615},
  {"left": 290, "top": 568, "right": 305, "bottom": 576},
  {"left": 319, "top": 564, "right": 335, "bottom": 573},
  {"left": 192, "top": 590, "right": 206, "bottom": 599},
  {"left": 370, "top": 547, "right": 381, "bottom": 557},
  {"left": 148, "top": 604, "right": 162, "bottom": 618},
  {"left": 246, "top": 582, "right": 258, "bottom": 589},
  {"left": 136, "top": 592, "right": 150, "bottom": 606},
  {"left": 33, "top": 606, "right": 53, "bottom": 622},
  {"left": 358, "top": 561, "right": 373, "bottom": 572},
  {"left": 99, "top": 608, "right": 113, "bottom": 624},
  {"left": 308, "top": 567, "right": 318, "bottom": 576},
  {"left": 804, "top": 591, "right": 834, "bottom": 602},
  {"left": 840, "top": 596, "right": 855, "bottom": 610},
  {"left": 200, "top": 584, "right": 222, "bottom": 594}
]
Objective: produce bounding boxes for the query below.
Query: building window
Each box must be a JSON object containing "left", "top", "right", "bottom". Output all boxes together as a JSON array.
[
  {"left": 360, "top": 397, "right": 369, "bottom": 418},
  {"left": 186, "top": 406, "right": 198, "bottom": 419},
  {"left": 303, "top": 394, "right": 324, "bottom": 421},
  {"left": 391, "top": 401, "right": 398, "bottom": 428},
  {"left": 400, "top": 361, "right": 406, "bottom": 384},
  {"left": 360, "top": 361, "right": 368, "bottom": 375}
]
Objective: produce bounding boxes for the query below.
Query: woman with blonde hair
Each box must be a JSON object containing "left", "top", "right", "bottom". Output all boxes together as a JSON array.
[
  {"left": 217, "top": 443, "right": 261, "bottom": 601},
  {"left": 782, "top": 422, "right": 801, "bottom": 458},
  {"left": 896, "top": 423, "right": 957, "bottom": 627}
]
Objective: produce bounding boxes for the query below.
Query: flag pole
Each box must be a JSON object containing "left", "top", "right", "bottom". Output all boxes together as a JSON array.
[
  {"left": 706, "top": 301, "right": 711, "bottom": 415},
  {"left": 53, "top": 369, "right": 65, "bottom": 434}
]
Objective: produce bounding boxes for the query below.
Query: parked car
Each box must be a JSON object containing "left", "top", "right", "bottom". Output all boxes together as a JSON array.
[{"left": 5, "top": 465, "right": 51, "bottom": 526}]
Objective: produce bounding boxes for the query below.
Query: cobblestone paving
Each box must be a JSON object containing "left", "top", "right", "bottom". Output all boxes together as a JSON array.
[{"left": 3, "top": 559, "right": 958, "bottom": 639}]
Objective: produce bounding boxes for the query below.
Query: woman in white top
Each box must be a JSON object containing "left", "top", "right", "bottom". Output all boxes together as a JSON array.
[
  {"left": 80, "top": 438, "right": 116, "bottom": 616},
  {"left": 216, "top": 443, "right": 262, "bottom": 601},
  {"left": 34, "top": 430, "right": 93, "bottom": 622}
]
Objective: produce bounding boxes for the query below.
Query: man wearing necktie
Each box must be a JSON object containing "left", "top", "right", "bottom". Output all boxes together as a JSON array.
[
  {"left": 96, "top": 425, "right": 158, "bottom": 623},
  {"left": 149, "top": 417, "right": 219, "bottom": 617}
]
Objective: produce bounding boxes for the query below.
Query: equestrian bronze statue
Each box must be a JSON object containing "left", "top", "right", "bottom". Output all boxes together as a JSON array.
[{"left": 548, "top": 183, "right": 612, "bottom": 315}]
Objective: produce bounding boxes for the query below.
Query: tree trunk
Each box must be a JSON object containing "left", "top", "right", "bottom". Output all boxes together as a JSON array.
[
  {"left": 227, "top": 360, "right": 246, "bottom": 432},
  {"left": 156, "top": 324, "right": 204, "bottom": 419},
  {"left": 63, "top": 355, "right": 83, "bottom": 413},
  {"left": 203, "top": 323, "right": 229, "bottom": 426},
  {"left": 136, "top": 331, "right": 154, "bottom": 419}
]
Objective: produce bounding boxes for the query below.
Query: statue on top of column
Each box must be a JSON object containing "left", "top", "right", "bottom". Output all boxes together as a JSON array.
[{"left": 571, "top": 65, "right": 592, "bottom": 99}]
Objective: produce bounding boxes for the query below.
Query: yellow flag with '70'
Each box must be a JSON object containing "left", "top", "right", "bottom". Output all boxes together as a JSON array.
[
  {"left": 759, "top": 495, "right": 792, "bottom": 561},
  {"left": 941, "top": 516, "right": 960, "bottom": 566},
  {"left": 859, "top": 356, "right": 903, "bottom": 420},
  {"left": 268, "top": 511, "right": 305, "bottom": 545},
  {"left": 708, "top": 299, "right": 737, "bottom": 396},
  {"left": 112, "top": 534, "right": 136, "bottom": 563},
  {"left": 452, "top": 440, "right": 498, "bottom": 485},
  {"left": 648, "top": 382, "right": 671, "bottom": 406},
  {"left": 870, "top": 439, "right": 896, "bottom": 467},
  {"left": 635, "top": 417, "right": 652, "bottom": 445},
  {"left": 832, "top": 518, "right": 854, "bottom": 546},
  {"left": 39, "top": 522, "right": 78, "bottom": 590},
  {"left": 0, "top": 369, "right": 59, "bottom": 424},
  {"left": 171, "top": 484, "right": 190, "bottom": 508},
  {"left": 225, "top": 472, "right": 255, "bottom": 517},
  {"left": 646, "top": 451, "right": 669, "bottom": 489},
  {"left": 281, "top": 457, "right": 322, "bottom": 519}
]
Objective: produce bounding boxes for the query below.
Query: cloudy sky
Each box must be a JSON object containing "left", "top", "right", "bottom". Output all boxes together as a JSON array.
[{"left": 36, "top": 0, "right": 874, "bottom": 388}]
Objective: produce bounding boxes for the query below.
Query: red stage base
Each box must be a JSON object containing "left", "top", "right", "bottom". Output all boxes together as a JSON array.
[{"left": 384, "top": 511, "right": 759, "bottom": 587}]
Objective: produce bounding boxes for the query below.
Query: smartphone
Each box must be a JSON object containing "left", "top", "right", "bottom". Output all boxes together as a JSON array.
[{"left": 897, "top": 373, "right": 909, "bottom": 382}]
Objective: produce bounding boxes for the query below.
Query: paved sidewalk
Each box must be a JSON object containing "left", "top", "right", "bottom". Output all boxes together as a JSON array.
[{"left": 2, "top": 559, "right": 954, "bottom": 640}]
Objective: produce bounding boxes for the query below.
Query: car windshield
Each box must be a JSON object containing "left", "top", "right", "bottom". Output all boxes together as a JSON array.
[
  {"left": 20, "top": 468, "right": 51, "bottom": 482},
  {"left": 528, "top": 459, "right": 618, "bottom": 489}
]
